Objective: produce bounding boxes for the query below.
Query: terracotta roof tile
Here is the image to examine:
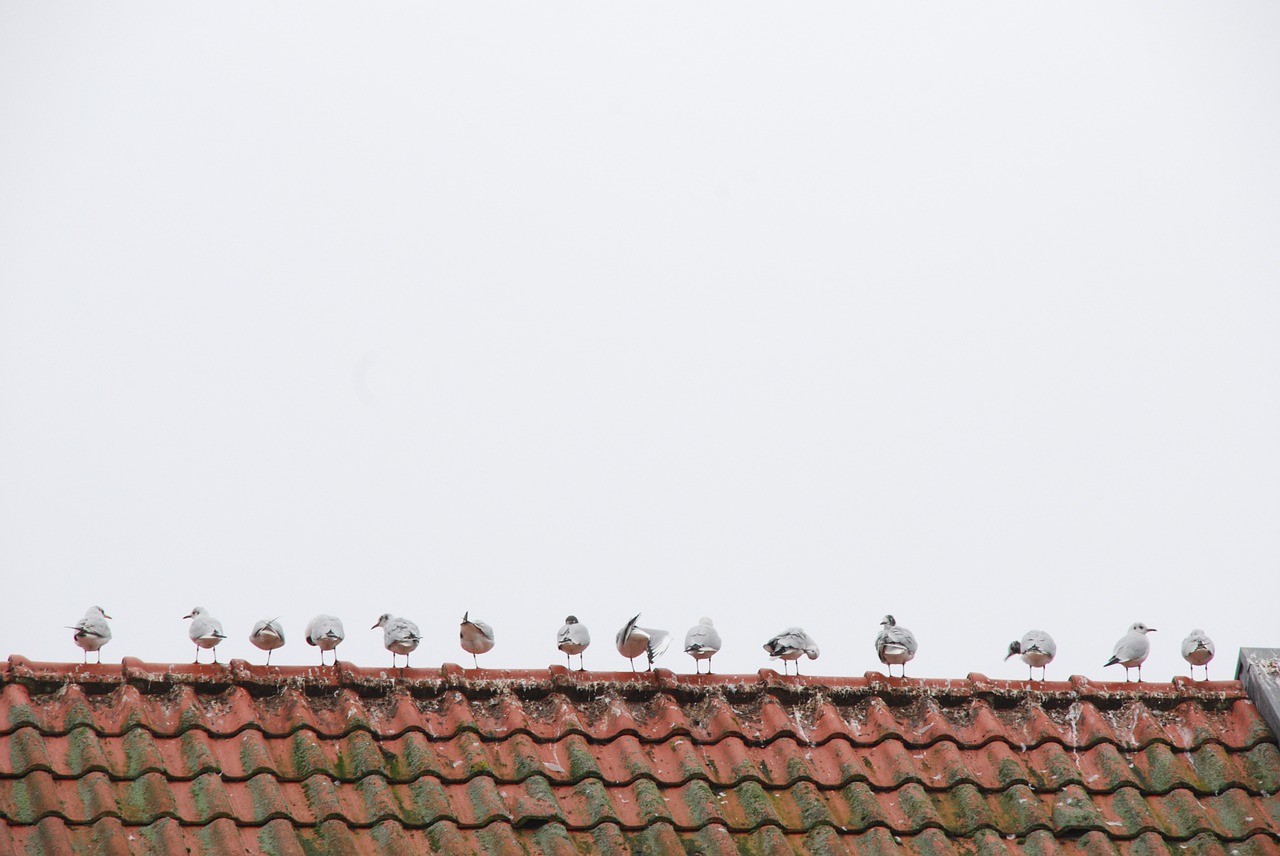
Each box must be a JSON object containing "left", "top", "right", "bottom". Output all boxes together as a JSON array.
[{"left": 2, "top": 657, "right": 1278, "bottom": 854}]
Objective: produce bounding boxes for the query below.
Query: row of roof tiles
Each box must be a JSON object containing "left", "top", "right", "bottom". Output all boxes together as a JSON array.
[
  {"left": 2, "top": 679, "right": 1266, "bottom": 753},
  {"left": 3, "top": 657, "right": 1277, "bottom": 855},
  {"left": 6, "top": 727, "right": 1278, "bottom": 796},
  {"left": 5, "top": 818, "right": 1278, "bottom": 856},
  {"left": 6, "top": 768, "right": 1280, "bottom": 839}
]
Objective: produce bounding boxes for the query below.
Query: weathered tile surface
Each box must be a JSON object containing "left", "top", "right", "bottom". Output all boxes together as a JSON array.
[{"left": 1, "top": 656, "right": 1277, "bottom": 854}]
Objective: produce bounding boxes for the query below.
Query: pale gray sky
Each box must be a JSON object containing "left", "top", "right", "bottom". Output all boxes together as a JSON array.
[{"left": 2, "top": 3, "right": 1278, "bottom": 681}]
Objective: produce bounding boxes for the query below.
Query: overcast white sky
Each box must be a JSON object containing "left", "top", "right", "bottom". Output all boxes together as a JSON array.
[{"left": 2, "top": 4, "right": 1278, "bottom": 682}]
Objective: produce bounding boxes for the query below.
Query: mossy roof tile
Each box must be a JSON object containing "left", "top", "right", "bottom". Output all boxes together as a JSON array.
[{"left": 1, "top": 659, "right": 1277, "bottom": 854}]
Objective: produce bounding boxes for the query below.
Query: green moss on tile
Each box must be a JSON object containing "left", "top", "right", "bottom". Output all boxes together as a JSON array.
[
  {"left": 1049, "top": 790, "right": 1103, "bottom": 833},
  {"left": 255, "top": 821, "right": 296, "bottom": 856},
  {"left": 510, "top": 740, "right": 545, "bottom": 778},
  {"left": 120, "top": 729, "right": 160, "bottom": 777},
  {"left": 566, "top": 738, "right": 600, "bottom": 780},
  {"left": 733, "top": 780, "right": 776, "bottom": 824},
  {"left": 784, "top": 753, "right": 813, "bottom": 782},
  {"left": 7, "top": 778, "right": 35, "bottom": 823},
  {"left": 405, "top": 777, "right": 452, "bottom": 823},
  {"left": 896, "top": 783, "right": 939, "bottom": 829},
  {"left": 1242, "top": 742, "right": 1280, "bottom": 792},
  {"left": 678, "top": 779, "right": 721, "bottom": 826},
  {"left": 178, "top": 730, "right": 216, "bottom": 775},
  {"left": 1143, "top": 743, "right": 1180, "bottom": 792},
  {"left": 423, "top": 821, "right": 456, "bottom": 852},
  {"left": 837, "top": 781, "right": 886, "bottom": 830},
  {"left": 633, "top": 778, "right": 672, "bottom": 820},
  {"left": 800, "top": 826, "right": 845, "bottom": 856},
  {"left": 6, "top": 702, "right": 39, "bottom": 730},
  {"left": 64, "top": 725, "right": 101, "bottom": 774},
  {"left": 996, "top": 754, "right": 1028, "bottom": 788},
  {"left": 8, "top": 729, "right": 49, "bottom": 775},
  {"left": 531, "top": 822, "right": 574, "bottom": 854},
  {"left": 117, "top": 776, "right": 165, "bottom": 823},
  {"left": 289, "top": 731, "right": 326, "bottom": 778},
  {"left": 791, "top": 781, "right": 833, "bottom": 829},
  {"left": 188, "top": 773, "right": 230, "bottom": 822},
  {"left": 247, "top": 775, "right": 287, "bottom": 821}
]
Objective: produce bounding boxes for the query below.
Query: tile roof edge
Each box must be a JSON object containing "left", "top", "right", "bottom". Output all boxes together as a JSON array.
[{"left": 2, "top": 655, "right": 1249, "bottom": 702}]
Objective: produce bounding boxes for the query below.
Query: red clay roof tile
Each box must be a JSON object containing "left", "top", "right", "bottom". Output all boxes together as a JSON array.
[{"left": 1, "top": 656, "right": 1278, "bottom": 854}]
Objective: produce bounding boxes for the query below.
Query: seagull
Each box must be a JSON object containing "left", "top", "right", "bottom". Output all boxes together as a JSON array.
[
  {"left": 1181, "top": 628, "right": 1215, "bottom": 680},
  {"left": 615, "top": 614, "right": 671, "bottom": 672},
  {"left": 556, "top": 615, "right": 590, "bottom": 671},
  {"left": 460, "top": 612, "right": 495, "bottom": 668},
  {"left": 68, "top": 606, "right": 112, "bottom": 664},
  {"left": 875, "top": 615, "right": 917, "bottom": 678},
  {"left": 305, "top": 615, "right": 346, "bottom": 666},
  {"left": 684, "top": 617, "right": 722, "bottom": 674},
  {"left": 1006, "top": 629, "right": 1057, "bottom": 681},
  {"left": 249, "top": 618, "right": 286, "bottom": 665},
  {"left": 762, "top": 627, "right": 820, "bottom": 675},
  {"left": 1103, "top": 621, "right": 1156, "bottom": 682},
  {"left": 373, "top": 613, "right": 422, "bottom": 668},
  {"left": 183, "top": 607, "right": 227, "bottom": 664}
]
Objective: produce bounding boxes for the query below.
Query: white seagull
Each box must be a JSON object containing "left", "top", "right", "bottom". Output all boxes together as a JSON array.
[
  {"left": 875, "top": 615, "right": 918, "bottom": 678},
  {"left": 460, "top": 612, "right": 495, "bottom": 668},
  {"left": 68, "top": 606, "right": 112, "bottom": 664},
  {"left": 373, "top": 613, "right": 422, "bottom": 668},
  {"left": 1104, "top": 621, "right": 1156, "bottom": 682},
  {"left": 684, "top": 617, "right": 722, "bottom": 674},
  {"left": 1181, "top": 628, "right": 1215, "bottom": 680},
  {"left": 184, "top": 607, "right": 227, "bottom": 664},
  {"left": 762, "top": 627, "right": 820, "bottom": 675},
  {"left": 305, "top": 615, "right": 346, "bottom": 666},
  {"left": 1005, "top": 629, "right": 1057, "bottom": 681},
  {"left": 249, "top": 618, "right": 286, "bottom": 665},
  {"left": 556, "top": 615, "right": 590, "bottom": 671},
  {"left": 615, "top": 614, "right": 671, "bottom": 672}
]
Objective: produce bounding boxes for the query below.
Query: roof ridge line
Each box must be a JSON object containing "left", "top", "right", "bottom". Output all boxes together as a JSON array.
[{"left": 2, "top": 656, "right": 1252, "bottom": 702}]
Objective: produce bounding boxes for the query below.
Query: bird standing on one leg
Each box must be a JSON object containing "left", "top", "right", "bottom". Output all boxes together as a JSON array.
[
  {"left": 460, "top": 612, "right": 495, "bottom": 668},
  {"left": 250, "top": 618, "right": 286, "bottom": 665},
  {"left": 615, "top": 614, "right": 671, "bottom": 672}
]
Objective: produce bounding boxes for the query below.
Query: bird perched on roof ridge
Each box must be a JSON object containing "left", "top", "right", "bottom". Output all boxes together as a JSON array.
[
  {"left": 373, "top": 613, "right": 422, "bottom": 668},
  {"left": 1181, "top": 628, "right": 1215, "bottom": 680},
  {"left": 762, "top": 627, "right": 820, "bottom": 675},
  {"left": 556, "top": 615, "right": 590, "bottom": 671},
  {"left": 184, "top": 607, "right": 227, "bottom": 664},
  {"left": 684, "top": 617, "right": 722, "bottom": 674},
  {"left": 1103, "top": 621, "right": 1156, "bottom": 682},
  {"left": 1006, "top": 629, "right": 1056, "bottom": 681},
  {"left": 249, "top": 618, "right": 286, "bottom": 665},
  {"left": 875, "top": 615, "right": 918, "bottom": 678},
  {"left": 460, "top": 612, "right": 495, "bottom": 668},
  {"left": 615, "top": 614, "right": 671, "bottom": 672},
  {"left": 305, "top": 615, "right": 345, "bottom": 666},
  {"left": 68, "top": 606, "right": 112, "bottom": 664}
]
